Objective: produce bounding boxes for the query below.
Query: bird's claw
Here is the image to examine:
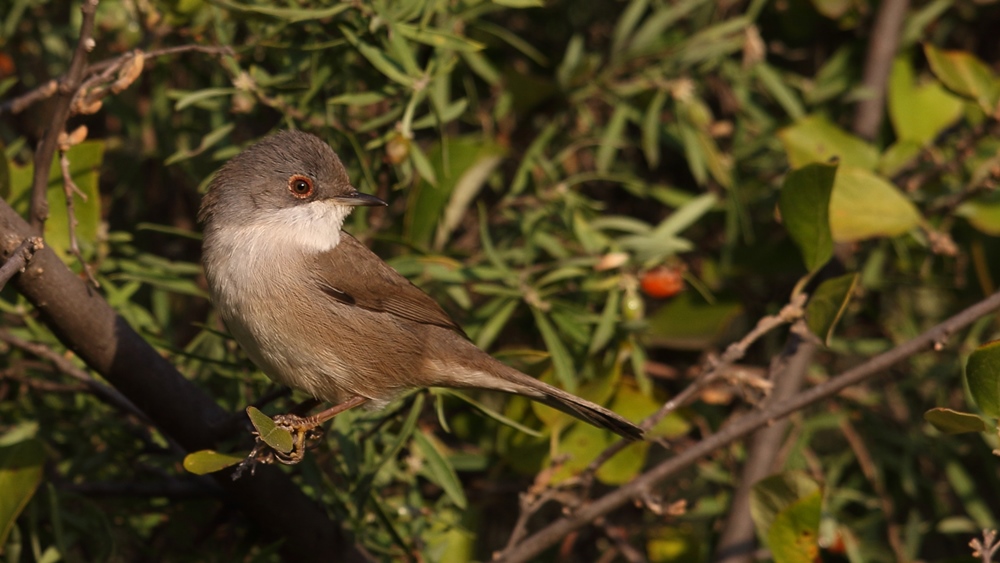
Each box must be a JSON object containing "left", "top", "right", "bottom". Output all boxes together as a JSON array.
[{"left": 231, "top": 414, "right": 325, "bottom": 480}]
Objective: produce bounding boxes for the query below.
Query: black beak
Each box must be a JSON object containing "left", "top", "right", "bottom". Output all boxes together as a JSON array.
[{"left": 335, "top": 191, "right": 387, "bottom": 207}]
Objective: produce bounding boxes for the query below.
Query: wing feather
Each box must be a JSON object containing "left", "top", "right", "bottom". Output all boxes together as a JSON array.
[{"left": 312, "top": 233, "right": 465, "bottom": 335}]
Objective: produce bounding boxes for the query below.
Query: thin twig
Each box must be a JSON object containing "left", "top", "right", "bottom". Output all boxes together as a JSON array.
[
  {"left": 577, "top": 294, "right": 807, "bottom": 483},
  {"left": 0, "top": 236, "right": 44, "bottom": 290},
  {"left": 837, "top": 408, "right": 907, "bottom": 562},
  {"left": 600, "top": 522, "right": 647, "bottom": 563},
  {"left": 29, "top": 0, "right": 99, "bottom": 230},
  {"left": 59, "top": 478, "right": 221, "bottom": 498},
  {"left": 0, "top": 331, "right": 148, "bottom": 426},
  {"left": 59, "top": 148, "right": 100, "bottom": 287},
  {"left": 0, "top": 45, "right": 234, "bottom": 116},
  {"left": 497, "top": 289, "right": 1000, "bottom": 562}
]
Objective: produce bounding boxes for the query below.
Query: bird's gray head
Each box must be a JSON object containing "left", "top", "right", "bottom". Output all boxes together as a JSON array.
[{"left": 199, "top": 130, "right": 385, "bottom": 253}]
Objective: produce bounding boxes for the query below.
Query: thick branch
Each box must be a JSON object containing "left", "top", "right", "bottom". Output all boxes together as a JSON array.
[
  {"left": 0, "top": 199, "right": 368, "bottom": 563},
  {"left": 498, "top": 289, "right": 1000, "bottom": 562}
]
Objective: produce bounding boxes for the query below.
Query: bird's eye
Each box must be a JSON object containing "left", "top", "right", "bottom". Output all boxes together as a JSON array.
[{"left": 288, "top": 175, "right": 314, "bottom": 198}]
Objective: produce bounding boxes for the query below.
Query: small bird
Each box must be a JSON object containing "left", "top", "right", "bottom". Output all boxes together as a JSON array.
[{"left": 199, "top": 131, "right": 643, "bottom": 460}]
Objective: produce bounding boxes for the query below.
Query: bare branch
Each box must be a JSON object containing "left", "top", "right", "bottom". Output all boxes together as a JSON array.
[
  {"left": 58, "top": 144, "right": 100, "bottom": 287},
  {"left": 1, "top": 45, "right": 234, "bottom": 116},
  {"left": 714, "top": 329, "right": 817, "bottom": 563},
  {"left": 29, "top": 0, "right": 100, "bottom": 230},
  {"left": 573, "top": 293, "right": 807, "bottom": 486},
  {"left": 851, "top": 0, "right": 910, "bottom": 139},
  {"left": 0, "top": 330, "right": 147, "bottom": 425},
  {"left": 497, "top": 289, "right": 1000, "bottom": 562},
  {"left": 0, "top": 236, "right": 44, "bottom": 290}
]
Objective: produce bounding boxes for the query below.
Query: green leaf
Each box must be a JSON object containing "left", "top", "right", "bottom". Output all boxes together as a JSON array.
[
  {"left": 644, "top": 293, "right": 742, "bottom": 350},
  {"left": 182, "top": 450, "right": 246, "bottom": 475},
  {"left": 750, "top": 471, "right": 822, "bottom": 563},
  {"left": 531, "top": 308, "right": 577, "bottom": 392},
  {"left": 924, "top": 408, "right": 989, "bottom": 435},
  {"left": 588, "top": 287, "right": 622, "bottom": 355},
  {"left": 548, "top": 423, "right": 614, "bottom": 484},
  {"left": 888, "top": 57, "right": 963, "bottom": 145},
  {"left": 611, "top": 0, "right": 651, "bottom": 56},
  {"left": 878, "top": 139, "right": 924, "bottom": 177},
  {"left": 924, "top": 44, "right": 1000, "bottom": 115},
  {"left": 439, "top": 390, "right": 543, "bottom": 437},
  {"left": 173, "top": 87, "right": 236, "bottom": 111},
  {"left": 214, "top": 0, "right": 351, "bottom": 22},
  {"left": 641, "top": 89, "right": 668, "bottom": 167},
  {"left": 395, "top": 23, "right": 484, "bottom": 52},
  {"left": 676, "top": 96, "right": 732, "bottom": 188},
  {"left": 596, "top": 105, "right": 633, "bottom": 174},
  {"left": 957, "top": 198, "right": 1000, "bottom": 236},
  {"left": 341, "top": 27, "right": 415, "bottom": 87},
  {"left": 829, "top": 167, "right": 921, "bottom": 242},
  {"left": 412, "top": 430, "right": 468, "bottom": 509},
  {"left": 805, "top": 273, "right": 858, "bottom": 344},
  {"left": 778, "top": 163, "right": 837, "bottom": 272},
  {"left": 0, "top": 438, "right": 45, "bottom": 548},
  {"left": 404, "top": 137, "right": 506, "bottom": 249},
  {"left": 778, "top": 114, "right": 879, "bottom": 170},
  {"left": 967, "top": 340, "right": 1000, "bottom": 418},
  {"left": 246, "top": 406, "right": 293, "bottom": 454},
  {"left": 408, "top": 143, "right": 438, "bottom": 186},
  {"left": 651, "top": 192, "right": 718, "bottom": 239},
  {"left": 491, "top": 0, "right": 544, "bottom": 6},
  {"left": 165, "top": 123, "right": 234, "bottom": 165}
]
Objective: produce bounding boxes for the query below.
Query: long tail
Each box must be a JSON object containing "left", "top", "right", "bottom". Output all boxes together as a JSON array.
[{"left": 488, "top": 364, "right": 645, "bottom": 441}]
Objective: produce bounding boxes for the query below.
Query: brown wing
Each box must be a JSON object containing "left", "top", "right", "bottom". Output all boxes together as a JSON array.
[{"left": 312, "top": 233, "right": 465, "bottom": 335}]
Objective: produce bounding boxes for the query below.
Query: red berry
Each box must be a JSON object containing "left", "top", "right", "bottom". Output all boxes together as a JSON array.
[{"left": 640, "top": 267, "right": 684, "bottom": 298}]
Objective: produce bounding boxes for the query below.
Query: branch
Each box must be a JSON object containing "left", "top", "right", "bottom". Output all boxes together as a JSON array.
[
  {"left": 29, "top": 0, "right": 99, "bottom": 230},
  {"left": 851, "top": 0, "right": 910, "bottom": 139},
  {"left": 58, "top": 139, "right": 100, "bottom": 287},
  {"left": 0, "top": 45, "right": 234, "bottom": 116},
  {"left": 713, "top": 328, "right": 816, "bottom": 563},
  {"left": 0, "top": 236, "right": 43, "bottom": 290},
  {"left": 497, "top": 289, "right": 1000, "bottom": 562},
  {"left": 0, "top": 329, "right": 150, "bottom": 426},
  {"left": 574, "top": 294, "right": 806, "bottom": 485},
  {"left": 0, "top": 198, "right": 370, "bottom": 563}
]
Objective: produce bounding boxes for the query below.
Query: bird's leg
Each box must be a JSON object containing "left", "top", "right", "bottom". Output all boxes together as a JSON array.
[{"left": 269, "top": 395, "right": 370, "bottom": 465}]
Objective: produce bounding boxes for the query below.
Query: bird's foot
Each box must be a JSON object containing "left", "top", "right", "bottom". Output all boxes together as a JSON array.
[
  {"left": 270, "top": 413, "right": 326, "bottom": 465},
  {"left": 231, "top": 414, "right": 325, "bottom": 479}
]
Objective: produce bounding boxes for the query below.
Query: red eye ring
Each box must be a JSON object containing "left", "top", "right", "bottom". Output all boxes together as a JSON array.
[{"left": 288, "top": 175, "right": 314, "bottom": 198}]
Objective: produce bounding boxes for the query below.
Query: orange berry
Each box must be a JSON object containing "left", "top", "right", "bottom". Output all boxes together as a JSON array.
[{"left": 640, "top": 266, "right": 684, "bottom": 298}]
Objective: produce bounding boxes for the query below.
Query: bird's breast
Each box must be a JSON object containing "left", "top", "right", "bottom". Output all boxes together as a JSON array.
[{"left": 203, "top": 226, "right": 354, "bottom": 401}]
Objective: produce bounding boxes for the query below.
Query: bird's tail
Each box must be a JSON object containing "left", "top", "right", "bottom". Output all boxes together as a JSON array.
[{"left": 486, "top": 363, "right": 645, "bottom": 441}]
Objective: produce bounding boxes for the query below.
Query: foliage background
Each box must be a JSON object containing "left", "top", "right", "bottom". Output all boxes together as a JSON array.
[{"left": 2, "top": 0, "right": 1000, "bottom": 560}]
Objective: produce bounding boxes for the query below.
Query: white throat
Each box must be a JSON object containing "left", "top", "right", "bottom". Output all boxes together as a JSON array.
[{"left": 230, "top": 200, "right": 353, "bottom": 253}]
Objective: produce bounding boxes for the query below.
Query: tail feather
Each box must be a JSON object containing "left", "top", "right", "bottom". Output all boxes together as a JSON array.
[
  {"left": 486, "top": 364, "right": 645, "bottom": 441},
  {"left": 532, "top": 383, "right": 645, "bottom": 441}
]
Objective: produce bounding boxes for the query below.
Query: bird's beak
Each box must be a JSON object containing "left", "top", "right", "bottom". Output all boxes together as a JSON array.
[{"left": 334, "top": 191, "right": 387, "bottom": 207}]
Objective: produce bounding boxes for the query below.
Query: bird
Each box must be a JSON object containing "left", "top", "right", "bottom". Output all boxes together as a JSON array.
[{"left": 199, "top": 130, "right": 643, "bottom": 461}]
